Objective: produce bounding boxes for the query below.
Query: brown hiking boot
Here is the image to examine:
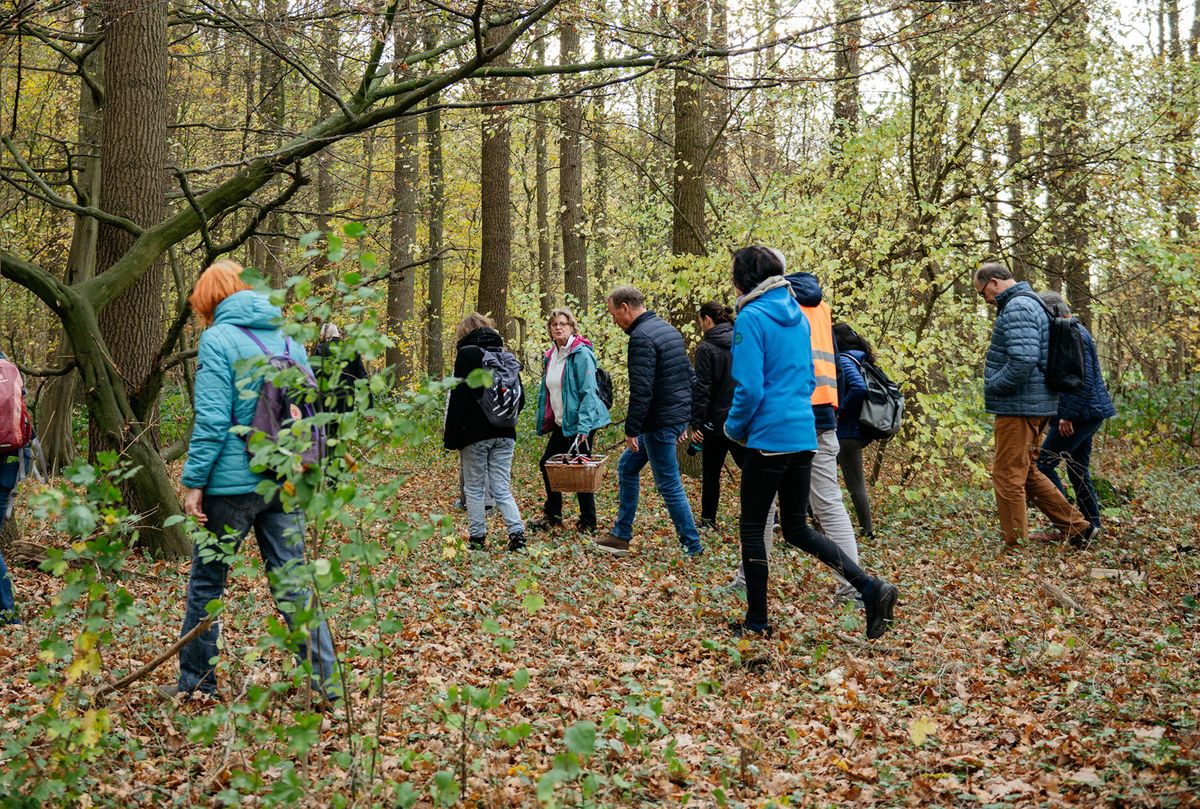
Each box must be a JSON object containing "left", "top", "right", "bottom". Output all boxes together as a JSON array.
[
  {"left": 1030, "top": 529, "right": 1065, "bottom": 544},
  {"left": 593, "top": 533, "right": 630, "bottom": 555}
]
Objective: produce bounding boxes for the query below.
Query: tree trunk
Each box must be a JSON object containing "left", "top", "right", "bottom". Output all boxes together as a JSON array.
[
  {"left": 535, "top": 32, "right": 554, "bottom": 317},
  {"left": 478, "top": 26, "right": 513, "bottom": 336},
  {"left": 559, "top": 13, "right": 588, "bottom": 309},
  {"left": 313, "top": 4, "right": 339, "bottom": 286},
  {"left": 671, "top": 0, "right": 707, "bottom": 257},
  {"left": 387, "top": 22, "right": 420, "bottom": 385},
  {"left": 93, "top": 0, "right": 187, "bottom": 557},
  {"left": 591, "top": 22, "right": 610, "bottom": 284},
  {"left": 40, "top": 7, "right": 104, "bottom": 473},
  {"left": 424, "top": 26, "right": 446, "bottom": 377},
  {"left": 831, "top": 0, "right": 860, "bottom": 146},
  {"left": 262, "top": 0, "right": 288, "bottom": 285},
  {"left": 705, "top": 0, "right": 730, "bottom": 187}
]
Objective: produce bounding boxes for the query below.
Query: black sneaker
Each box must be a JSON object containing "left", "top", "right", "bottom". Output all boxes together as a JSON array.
[
  {"left": 729, "top": 620, "right": 773, "bottom": 639},
  {"left": 468, "top": 536, "right": 487, "bottom": 551},
  {"left": 863, "top": 580, "right": 898, "bottom": 640},
  {"left": 527, "top": 517, "right": 562, "bottom": 534},
  {"left": 1067, "top": 524, "right": 1102, "bottom": 549},
  {"left": 507, "top": 531, "right": 526, "bottom": 552},
  {"left": 577, "top": 522, "right": 597, "bottom": 535}
]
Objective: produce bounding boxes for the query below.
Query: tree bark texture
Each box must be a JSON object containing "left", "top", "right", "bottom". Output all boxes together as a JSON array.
[
  {"left": 591, "top": 22, "right": 610, "bottom": 283},
  {"left": 559, "top": 15, "right": 588, "bottom": 308},
  {"left": 313, "top": 4, "right": 339, "bottom": 285},
  {"left": 705, "top": 0, "right": 730, "bottom": 187},
  {"left": 831, "top": 0, "right": 861, "bottom": 142},
  {"left": 672, "top": 0, "right": 708, "bottom": 257},
  {"left": 535, "top": 32, "right": 554, "bottom": 317},
  {"left": 478, "top": 26, "right": 513, "bottom": 337},
  {"left": 388, "top": 22, "right": 420, "bottom": 385}
]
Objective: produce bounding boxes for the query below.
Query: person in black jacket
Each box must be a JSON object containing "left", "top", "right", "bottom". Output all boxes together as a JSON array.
[
  {"left": 312, "top": 323, "right": 372, "bottom": 417},
  {"left": 595, "top": 286, "right": 702, "bottom": 556},
  {"left": 443, "top": 313, "right": 526, "bottom": 552},
  {"left": 690, "top": 301, "right": 743, "bottom": 529}
]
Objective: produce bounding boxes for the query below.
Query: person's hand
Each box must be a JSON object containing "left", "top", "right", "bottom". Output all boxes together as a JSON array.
[
  {"left": 183, "top": 488, "right": 207, "bottom": 524},
  {"left": 1059, "top": 419, "right": 1075, "bottom": 437},
  {"left": 677, "top": 430, "right": 689, "bottom": 446},
  {"left": 691, "top": 427, "right": 705, "bottom": 445},
  {"left": 625, "top": 435, "right": 639, "bottom": 453}
]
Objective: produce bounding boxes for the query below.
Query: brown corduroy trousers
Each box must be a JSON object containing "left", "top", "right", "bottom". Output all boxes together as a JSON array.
[{"left": 992, "top": 416, "right": 1089, "bottom": 546}]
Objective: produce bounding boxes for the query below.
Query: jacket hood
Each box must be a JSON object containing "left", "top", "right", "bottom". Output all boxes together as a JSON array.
[
  {"left": 703, "top": 321, "right": 734, "bottom": 349},
  {"left": 786, "top": 272, "right": 823, "bottom": 307},
  {"left": 457, "top": 326, "right": 504, "bottom": 351},
  {"left": 213, "top": 290, "right": 284, "bottom": 329},
  {"left": 545, "top": 332, "right": 593, "bottom": 360},
  {"left": 737, "top": 278, "right": 804, "bottom": 326}
]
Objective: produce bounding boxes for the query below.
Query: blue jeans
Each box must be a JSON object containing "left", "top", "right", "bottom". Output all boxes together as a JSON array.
[
  {"left": 461, "top": 438, "right": 524, "bottom": 538},
  {"left": 1037, "top": 417, "right": 1105, "bottom": 529},
  {"left": 177, "top": 492, "right": 338, "bottom": 696},
  {"left": 0, "top": 455, "right": 18, "bottom": 623},
  {"left": 613, "top": 424, "right": 702, "bottom": 553}
]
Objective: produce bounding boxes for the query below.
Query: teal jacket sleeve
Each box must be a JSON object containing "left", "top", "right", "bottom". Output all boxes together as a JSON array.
[
  {"left": 563, "top": 346, "right": 611, "bottom": 436},
  {"left": 723, "top": 315, "right": 763, "bottom": 443},
  {"left": 181, "top": 331, "right": 235, "bottom": 489}
]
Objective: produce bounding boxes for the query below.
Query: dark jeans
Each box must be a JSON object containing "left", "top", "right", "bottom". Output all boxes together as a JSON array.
[
  {"left": 740, "top": 449, "right": 873, "bottom": 631},
  {"left": 177, "top": 492, "right": 337, "bottom": 696},
  {"left": 614, "top": 423, "right": 702, "bottom": 553},
  {"left": 700, "top": 429, "right": 745, "bottom": 525},
  {"left": 1037, "top": 417, "right": 1105, "bottom": 529},
  {"left": 0, "top": 456, "right": 17, "bottom": 622},
  {"left": 539, "top": 426, "right": 597, "bottom": 529},
  {"left": 836, "top": 438, "right": 874, "bottom": 535}
]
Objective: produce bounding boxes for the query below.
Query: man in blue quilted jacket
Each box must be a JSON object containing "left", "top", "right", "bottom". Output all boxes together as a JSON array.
[
  {"left": 973, "top": 263, "right": 1097, "bottom": 550},
  {"left": 597, "top": 285, "right": 703, "bottom": 556}
]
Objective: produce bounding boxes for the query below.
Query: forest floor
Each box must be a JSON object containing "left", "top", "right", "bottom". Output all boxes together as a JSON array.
[{"left": 1, "top": 438, "right": 1198, "bottom": 807}]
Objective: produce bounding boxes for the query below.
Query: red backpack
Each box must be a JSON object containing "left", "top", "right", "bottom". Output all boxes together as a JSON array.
[{"left": 0, "top": 357, "right": 32, "bottom": 453}]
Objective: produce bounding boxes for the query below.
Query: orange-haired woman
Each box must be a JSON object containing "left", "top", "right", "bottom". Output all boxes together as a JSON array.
[{"left": 164, "top": 260, "right": 338, "bottom": 702}]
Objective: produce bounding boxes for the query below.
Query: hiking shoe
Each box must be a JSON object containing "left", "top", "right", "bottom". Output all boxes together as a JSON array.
[
  {"left": 729, "top": 620, "right": 773, "bottom": 639},
  {"left": 1030, "top": 529, "right": 1065, "bottom": 544},
  {"left": 682, "top": 544, "right": 704, "bottom": 557},
  {"left": 577, "top": 522, "right": 597, "bottom": 536},
  {"left": 507, "top": 531, "right": 526, "bottom": 552},
  {"left": 723, "top": 578, "right": 747, "bottom": 596},
  {"left": 527, "top": 517, "right": 562, "bottom": 534},
  {"left": 593, "top": 533, "right": 630, "bottom": 555},
  {"left": 863, "top": 580, "right": 898, "bottom": 640},
  {"left": 468, "top": 536, "right": 487, "bottom": 552},
  {"left": 1067, "top": 524, "right": 1102, "bottom": 549}
]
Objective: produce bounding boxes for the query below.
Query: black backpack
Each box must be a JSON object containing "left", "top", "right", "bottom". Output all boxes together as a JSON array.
[
  {"left": 595, "top": 367, "right": 615, "bottom": 411},
  {"left": 844, "top": 354, "right": 904, "bottom": 436},
  {"left": 1013, "top": 291, "right": 1086, "bottom": 394},
  {"left": 477, "top": 346, "right": 524, "bottom": 428}
]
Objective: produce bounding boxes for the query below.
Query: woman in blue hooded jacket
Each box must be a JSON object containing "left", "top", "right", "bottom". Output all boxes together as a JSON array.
[
  {"left": 724, "top": 246, "right": 897, "bottom": 641},
  {"left": 167, "top": 260, "right": 337, "bottom": 703},
  {"left": 1035, "top": 292, "right": 1116, "bottom": 534},
  {"left": 531, "top": 308, "right": 611, "bottom": 533}
]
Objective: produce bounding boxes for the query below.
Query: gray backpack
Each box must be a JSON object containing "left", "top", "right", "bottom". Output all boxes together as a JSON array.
[{"left": 845, "top": 354, "right": 904, "bottom": 437}]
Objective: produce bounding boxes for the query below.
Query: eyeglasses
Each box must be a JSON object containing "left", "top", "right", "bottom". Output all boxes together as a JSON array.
[{"left": 976, "top": 280, "right": 992, "bottom": 299}]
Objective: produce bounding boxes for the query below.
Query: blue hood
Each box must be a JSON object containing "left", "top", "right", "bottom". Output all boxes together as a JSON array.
[
  {"left": 743, "top": 283, "right": 805, "bottom": 327},
  {"left": 786, "top": 272, "right": 823, "bottom": 307},
  {"left": 212, "top": 290, "right": 284, "bottom": 330}
]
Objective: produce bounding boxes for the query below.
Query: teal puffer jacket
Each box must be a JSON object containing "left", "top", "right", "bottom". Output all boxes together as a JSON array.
[
  {"left": 983, "top": 282, "right": 1058, "bottom": 417},
  {"left": 535, "top": 335, "right": 612, "bottom": 437},
  {"left": 181, "top": 291, "right": 312, "bottom": 495}
]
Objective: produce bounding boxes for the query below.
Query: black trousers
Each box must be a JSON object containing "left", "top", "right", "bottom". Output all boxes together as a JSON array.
[
  {"left": 700, "top": 428, "right": 746, "bottom": 524},
  {"left": 538, "top": 426, "right": 597, "bottom": 529},
  {"left": 740, "top": 449, "right": 872, "bottom": 629}
]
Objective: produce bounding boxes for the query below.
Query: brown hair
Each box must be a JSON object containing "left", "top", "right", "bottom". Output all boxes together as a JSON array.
[
  {"left": 546, "top": 307, "right": 578, "bottom": 334},
  {"left": 455, "top": 312, "right": 495, "bottom": 341},
  {"left": 974, "top": 261, "right": 1013, "bottom": 286},
  {"left": 606, "top": 285, "right": 645, "bottom": 309},
  {"left": 189, "top": 260, "right": 252, "bottom": 326}
]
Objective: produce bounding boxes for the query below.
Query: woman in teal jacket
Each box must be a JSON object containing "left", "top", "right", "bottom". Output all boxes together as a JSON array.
[
  {"left": 531, "top": 308, "right": 611, "bottom": 533},
  {"left": 167, "top": 260, "right": 338, "bottom": 704}
]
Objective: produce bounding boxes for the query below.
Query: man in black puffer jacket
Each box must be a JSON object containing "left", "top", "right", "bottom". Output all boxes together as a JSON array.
[{"left": 597, "top": 286, "right": 702, "bottom": 556}]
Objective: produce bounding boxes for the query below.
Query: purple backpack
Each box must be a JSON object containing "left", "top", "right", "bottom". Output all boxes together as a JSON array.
[{"left": 233, "top": 326, "right": 327, "bottom": 473}]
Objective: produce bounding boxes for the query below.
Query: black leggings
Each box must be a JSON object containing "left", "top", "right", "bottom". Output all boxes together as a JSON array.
[
  {"left": 538, "top": 426, "right": 597, "bottom": 529},
  {"left": 740, "top": 449, "right": 873, "bottom": 629},
  {"left": 700, "top": 429, "right": 746, "bottom": 524}
]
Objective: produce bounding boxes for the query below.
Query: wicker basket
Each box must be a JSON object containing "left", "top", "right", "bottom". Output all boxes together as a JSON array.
[{"left": 545, "top": 453, "right": 609, "bottom": 493}]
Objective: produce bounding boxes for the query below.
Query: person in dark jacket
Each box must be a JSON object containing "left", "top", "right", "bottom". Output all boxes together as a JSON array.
[
  {"left": 596, "top": 285, "right": 702, "bottom": 556},
  {"left": 690, "top": 301, "right": 743, "bottom": 528},
  {"left": 443, "top": 313, "right": 526, "bottom": 552},
  {"left": 1036, "top": 292, "right": 1116, "bottom": 534},
  {"left": 531, "top": 307, "right": 612, "bottom": 533},
  {"left": 974, "top": 262, "right": 1096, "bottom": 549},
  {"left": 312, "top": 322, "right": 371, "bottom": 416},
  {"left": 724, "top": 246, "right": 897, "bottom": 640},
  {"left": 832, "top": 323, "right": 882, "bottom": 539}
]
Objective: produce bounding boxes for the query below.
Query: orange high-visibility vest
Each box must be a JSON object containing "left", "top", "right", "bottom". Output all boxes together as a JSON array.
[{"left": 800, "top": 302, "right": 839, "bottom": 408}]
